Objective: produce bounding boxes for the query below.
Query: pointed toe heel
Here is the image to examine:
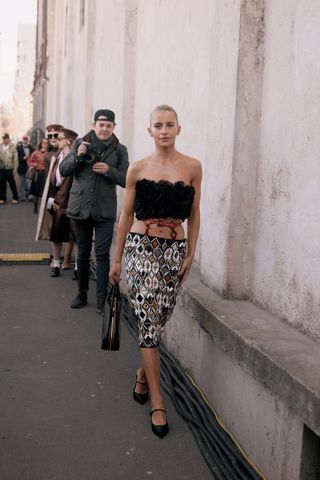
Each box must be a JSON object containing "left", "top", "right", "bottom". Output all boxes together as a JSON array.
[
  {"left": 133, "top": 375, "right": 149, "bottom": 405},
  {"left": 150, "top": 409, "right": 169, "bottom": 438}
]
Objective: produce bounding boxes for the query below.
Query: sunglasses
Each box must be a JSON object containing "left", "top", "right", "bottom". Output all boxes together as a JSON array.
[{"left": 47, "top": 133, "right": 59, "bottom": 139}]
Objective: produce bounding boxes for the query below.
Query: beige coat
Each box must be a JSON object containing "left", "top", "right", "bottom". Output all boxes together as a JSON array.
[{"left": 0, "top": 143, "right": 18, "bottom": 171}]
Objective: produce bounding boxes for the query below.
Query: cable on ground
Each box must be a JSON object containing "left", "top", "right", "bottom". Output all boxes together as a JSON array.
[{"left": 121, "top": 297, "right": 266, "bottom": 480}]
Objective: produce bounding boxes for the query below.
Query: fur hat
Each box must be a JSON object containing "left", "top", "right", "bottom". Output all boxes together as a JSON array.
[
  {"left": 46, "top": 124, "right": 64, "bottom": 133},
  {"left": 59, "top": 128, "right": 78, "bottom": 145}
]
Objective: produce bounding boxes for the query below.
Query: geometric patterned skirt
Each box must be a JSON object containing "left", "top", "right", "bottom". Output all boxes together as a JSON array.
[{"left": 125, "top": 232, "right": 186, "bottom": 347}]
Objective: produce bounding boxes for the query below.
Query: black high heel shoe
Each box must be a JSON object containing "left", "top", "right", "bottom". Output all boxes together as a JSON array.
[
  {"left": 150, "top": 409, "right": 169, "bottom": 438},
  {"left": 133, "top": 374, "right": 149, "bottom": 404}
]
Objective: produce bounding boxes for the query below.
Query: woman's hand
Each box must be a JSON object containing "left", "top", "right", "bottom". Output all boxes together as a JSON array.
[
  {"left": 179, "top": 256, "right": 193, "bottom": 284},
  {"left": 109, "top": 261, "right": 122, "bottom": 285}
]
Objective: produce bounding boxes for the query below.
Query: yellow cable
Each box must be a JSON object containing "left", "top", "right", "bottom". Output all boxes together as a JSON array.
[{"left": 185, "top": 372, "right": 267, "bottom": 480}]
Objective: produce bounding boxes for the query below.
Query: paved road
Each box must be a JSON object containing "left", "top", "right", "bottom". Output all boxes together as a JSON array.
[{"left": 0, "top": 201, "right": 213, "bottom": 480}]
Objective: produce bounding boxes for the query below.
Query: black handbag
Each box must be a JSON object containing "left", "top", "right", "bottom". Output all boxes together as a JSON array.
[{"left": 101, "top": 283, "right": 121, "bottom": 351}]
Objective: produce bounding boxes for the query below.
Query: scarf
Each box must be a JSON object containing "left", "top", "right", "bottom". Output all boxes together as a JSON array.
[{"left": 82, "top": 130, "right": 119, "bottom": 160}]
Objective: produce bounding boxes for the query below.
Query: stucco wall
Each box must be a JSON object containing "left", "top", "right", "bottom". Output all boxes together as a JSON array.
[
  {"left": 251, "top": 0, "right": 320, "bottom": 336},
  {"left": 46, "top": 0, "right": 127, "bottom": 138},
  {"left": 41, "top": 0, "right": 320, "bottom": 338},
  {"left": 131, "top": 0, "right": 241, "bottom": 273}
]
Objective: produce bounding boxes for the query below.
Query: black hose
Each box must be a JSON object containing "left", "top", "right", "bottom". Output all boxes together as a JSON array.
[{"left": 121, "top": 297, "right": 265, "bottom": 480}]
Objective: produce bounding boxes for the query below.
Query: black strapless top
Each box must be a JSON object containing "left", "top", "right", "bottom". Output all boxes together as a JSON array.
[{"left": 134, "top": 179, "right": 195, "bottom": 221}]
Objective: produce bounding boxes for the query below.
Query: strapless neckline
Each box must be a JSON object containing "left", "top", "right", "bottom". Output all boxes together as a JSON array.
[{"left": 136, "top": 178, "right": 192, "bottom": 188}]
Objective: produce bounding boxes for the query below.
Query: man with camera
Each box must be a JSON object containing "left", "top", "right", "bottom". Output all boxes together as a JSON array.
[{"left": 60, "top": 109, "right": 129, "bottom": 312}]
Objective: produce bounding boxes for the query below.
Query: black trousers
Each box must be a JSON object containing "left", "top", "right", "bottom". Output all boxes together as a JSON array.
[
  {"left": 74, "top": 217, "right": 115, "bottom": 305},
  {"left": 0, "top": 169, "right": 18, "bottom": 201}
]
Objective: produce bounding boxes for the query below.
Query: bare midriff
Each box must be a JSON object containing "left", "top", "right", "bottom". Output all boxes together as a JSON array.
[{"left": 131, "top": 218, "right": 185, "bottom": 240}]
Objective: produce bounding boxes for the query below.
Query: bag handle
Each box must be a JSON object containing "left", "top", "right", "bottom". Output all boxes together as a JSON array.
[{"left": 107, "top": 282, "right": 120, "bottom": 302}]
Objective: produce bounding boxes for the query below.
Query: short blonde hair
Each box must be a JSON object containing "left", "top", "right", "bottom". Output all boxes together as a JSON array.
[{"left": 150, "top": 105, "right": 179, "bottom": 124}]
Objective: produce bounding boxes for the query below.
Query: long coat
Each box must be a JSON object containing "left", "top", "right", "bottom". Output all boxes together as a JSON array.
[
  {"left": 36, "top": 153, "right": 75, "bottom": 242},
  {"left": 48, "top": 158, "right": 74, "bottom": 242}
]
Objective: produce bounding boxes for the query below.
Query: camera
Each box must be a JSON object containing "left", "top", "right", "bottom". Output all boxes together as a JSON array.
[{"left": 81, "top": 142, "right": 99, "bottom": 165}]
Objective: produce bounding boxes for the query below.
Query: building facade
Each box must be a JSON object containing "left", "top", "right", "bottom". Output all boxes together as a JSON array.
[
  {"left": 11, "top": 24, "right": 36, "bottom": 138},
  {"left": 32, "top": 1, "right": 320, "bottom": 478}
]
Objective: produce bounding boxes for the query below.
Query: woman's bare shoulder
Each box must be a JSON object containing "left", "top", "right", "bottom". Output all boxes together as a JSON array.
[
  {"left": 129, "top": 156, "right": 153, "bottom": 175},
  {"left": 178, "top": 152, "right": 202, "bottom": 173},
  {"left": 127, "top": 156, "right": 152, "bottom": 182}
]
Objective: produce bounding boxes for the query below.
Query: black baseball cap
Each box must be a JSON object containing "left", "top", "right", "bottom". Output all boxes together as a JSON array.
[{"left": 94, "top": 109, "right": 115, "bottom": 123}]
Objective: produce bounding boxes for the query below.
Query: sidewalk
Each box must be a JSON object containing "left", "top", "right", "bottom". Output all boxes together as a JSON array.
[{"left": 0, "top": 201, "right": 212, "bottom": 480}]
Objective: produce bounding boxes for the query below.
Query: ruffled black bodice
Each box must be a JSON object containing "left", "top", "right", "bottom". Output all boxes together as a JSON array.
[{"left": 134, "top": 179, "right": 195, "bottom": 221}]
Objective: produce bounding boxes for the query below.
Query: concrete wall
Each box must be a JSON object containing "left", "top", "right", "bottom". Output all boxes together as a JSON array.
[
  {"left": 164, "top": 290, "right": 304, "bottom": 480},
  {"left": 251, "top": 0, "right": 320, "bottom": 337},
  {"left": 40, "top": 0, "right": 320, "bottom": 338},
  {"left": 46, "top": 0, "right": 127, "bottom": 138}
]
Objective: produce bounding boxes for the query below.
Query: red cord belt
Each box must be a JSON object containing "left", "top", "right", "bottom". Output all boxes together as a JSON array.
[{"left": 144, "top": 218, "right": 182, "bottom": 239}]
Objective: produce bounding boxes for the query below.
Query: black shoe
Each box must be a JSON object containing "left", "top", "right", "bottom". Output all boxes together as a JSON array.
[
  {"left": 72, "top": 270, "right": 78, "bottom": 281},
  {"left": 133, "top": 373, "right": 149, "bottom": 405},
  {"left": 150, "top": 409, "right": 169, "bottom": 438},
  {"left": 70, "top": 293, "right": 88, "bottom": 309},
  {"left": 50, "top": 267, "right": 60, "bottom": 278}
]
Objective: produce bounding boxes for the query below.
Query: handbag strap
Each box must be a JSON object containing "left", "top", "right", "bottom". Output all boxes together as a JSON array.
[{"left": 107, "top": 282, "right": 120, "bottom": 302}]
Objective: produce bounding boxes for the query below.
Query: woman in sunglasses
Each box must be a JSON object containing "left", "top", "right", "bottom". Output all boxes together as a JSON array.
[
  {"left": 45, "top": 124, "right": 64, "bottom": 176},
  {"left": 46, "top": 128, "right": 78, "bottom": 277}
]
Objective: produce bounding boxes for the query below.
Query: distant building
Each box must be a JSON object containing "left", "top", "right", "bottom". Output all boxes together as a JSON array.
[{"left": 11, "top": 24, "right": 36, "bottom": 139}]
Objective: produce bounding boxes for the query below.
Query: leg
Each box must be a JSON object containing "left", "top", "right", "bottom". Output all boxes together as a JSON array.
[
  {"left": 72, "top": 243, "right": 78, "bottom": 280},
  {"left": 18, "top": 175, "right": 22, "bottom": 197},
  {"left": 134, "top": 366, "right": 148, "bottom": 395},
  {"left": 0, "top": 170, "right": 7, "bottom": 202},
  {"left": 0, "top": 172, "right": 6, "bottom": 202},
  {"left": 74, "top": 218, "right": 93, "bottom": 294},
  {"left": 140, "top": 347, "right": 167, "bottom": 426},
  {"left": 19, "top": 175, "right": 27, "bottom": 200},
  {"left": 6, "top": 169, "right": 18, "bottom": 201},
  {"left": 50, "top": 242, "right": 62, "bottom": 277},
  {"left": 94, "top": 219, "right": 114, "bottom": 309},
  {"left": 33, "top": 196, "right": 38, "bottom": 213},
  {"left": 70, "top": 218, "right": 93, "bottom": 308},
  {"left": 62, "top": 241, "right": 73, "bottom": 269}
]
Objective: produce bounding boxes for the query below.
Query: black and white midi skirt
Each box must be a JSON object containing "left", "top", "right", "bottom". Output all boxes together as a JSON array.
[{"left": 125, "top": 232, "right": 186, "bottom": 348}]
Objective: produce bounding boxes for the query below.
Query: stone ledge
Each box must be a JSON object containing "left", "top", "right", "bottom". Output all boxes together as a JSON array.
[{"left": 180, "top": 266, "right": 320, "bottom": 435}]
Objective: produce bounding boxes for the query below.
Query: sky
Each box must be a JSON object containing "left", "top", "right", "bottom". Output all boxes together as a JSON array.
[{"left": 0, "top": 0, "right": 37, "bottom": 105}]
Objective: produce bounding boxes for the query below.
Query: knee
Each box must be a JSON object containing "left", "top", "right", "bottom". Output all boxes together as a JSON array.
[
  {"left": 77, "top": 248, "right": 91, "bottom": 260},
  {"left": 95, "top": 249, "right": 110, "bottom": 262}
]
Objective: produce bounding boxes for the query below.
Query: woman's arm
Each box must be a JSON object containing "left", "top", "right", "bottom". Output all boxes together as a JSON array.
[
  {"left": 109, "top": 164, "right": 138, "bottom": 284},
  {"left": 179, "top": 159, "right": 202, "bottom": 283},
  {"left": 27, "top": 151, "right": 36, "bottom": 168}
]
